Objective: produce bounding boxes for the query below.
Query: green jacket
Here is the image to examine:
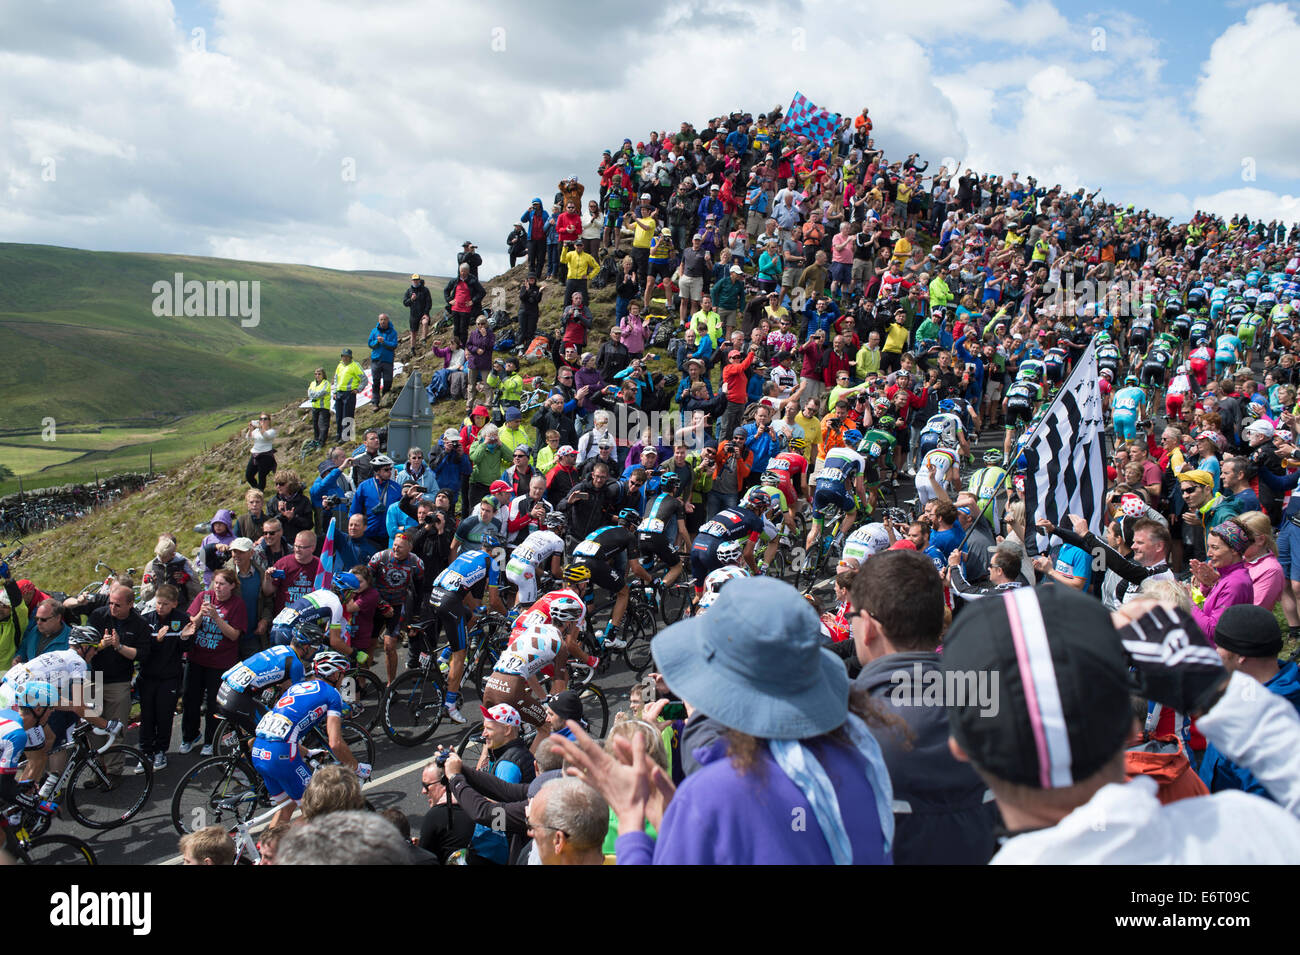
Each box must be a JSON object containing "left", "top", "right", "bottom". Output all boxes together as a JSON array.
[
  {"left": 469, "top": 437, "right": 511, "bottom": 486},
  {"left": 688, "top": 453, "right": 713, "bottom": 504}
]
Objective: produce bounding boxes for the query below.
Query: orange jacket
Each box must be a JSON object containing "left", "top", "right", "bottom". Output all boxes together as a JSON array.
[{"left": 1124, "top": 734, "right": 1210, "bottom": 805}]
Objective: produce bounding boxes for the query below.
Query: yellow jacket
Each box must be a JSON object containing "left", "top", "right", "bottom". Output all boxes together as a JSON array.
[
  {"left": 334, "top": 360, "right": 364, "bottom": 393},
  {"left": 561, "top": 249, "right": 600, "bottom": 280},
  {"left": 308, "top": 378, "right": 331, "bottom": 409}
]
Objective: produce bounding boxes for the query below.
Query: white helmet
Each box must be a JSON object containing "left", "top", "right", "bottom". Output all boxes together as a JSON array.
[
  {"left": 547, "top": 594, "right": 585, "bottom": 624},
  {"left": 716, "top": 540, "right": 745, "bottom": 564},
  {"left": 704, "top": 564, "right": 750, "bottom": 597},
  {"left": 513, "top": 624, "right": 562, "bottom": 661}
]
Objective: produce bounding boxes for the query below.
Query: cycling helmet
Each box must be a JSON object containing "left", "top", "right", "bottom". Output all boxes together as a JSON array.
[
  {"left": 705, "top": 564, "right": 749, "bottom": 593},
  {"left": 659, "top": 471, "right": 681, "bottom": 491},
  {"left": 332, "top": 571, "right": 360, "bottom": 596},
  {"left": 759, "top": 471, "right": 781, "bottom": 487},
  {"left": 1021, "top": 365, "right": 1043, "bottom": 382},
  {"left": 515, "top": 624, "right": 563, "bottom": 661},
  {"left": 788, "top": 437, "right": 808, "bottom": 453},
  {"left": 290, "top": 605, "right": 332, "bottom": 646},
  {"left": 1095, "top": 331, "right": 1111, "bottom": 343},
  {"left": 479, "top": 532, "right": 504, "bottom": 550},
  {"left": 1124, "top": 375, "right": 1140, "bottom": 386},
  {"left": 547, "top": 594, "right": 585, "bottom": 623},
  {"left": 843, "top": 429, "right": 862, "bottom": 446},
  {"left": 371, "top": 454, "right": 395, "bottom": 468},
  {"left": 877, "top": 415, "right": 897, "bottom": 430},
  {"left": 1099, "top": 367, "right": 1114, "bottom": 380},
  {"left": 617, "top": 508, "right": 642, "bottom": 526},
  {"left": 544, "top": 512, "right": 567, "bottom": 532},
  {"left": 311, "top": 650, "right": 351, "bottom": 679},
  {"left": 1195, "top": 337, "right": 1209, "bottom": 346},
  {"left": 745, "top": 489, "right": 771, "bottom": 512},
  {"left": 1029, "top": 347, "right": 1044, "bottom": 360},
  {"left": 15, "top": 681, "right": 59, "bottom": 709},
  {"left": 561, "top": 563, "right": 591, "bottom": 584},
  {"left": 938, "top": 398, "right": 957, "bottom": 413},
  {"left": 716, "top": 539, "right": 745, "bottom": 564},
  {"left": 982, "top": 449, "right": 1004, "bottom": 465},
  {"left": 68, "top": 625, "right": 101, "bottom": 648}
]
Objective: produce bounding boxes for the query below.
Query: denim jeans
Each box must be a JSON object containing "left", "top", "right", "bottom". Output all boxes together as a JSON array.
[{"left": 706, "top": 489, "right": 739, "bottom": 518}]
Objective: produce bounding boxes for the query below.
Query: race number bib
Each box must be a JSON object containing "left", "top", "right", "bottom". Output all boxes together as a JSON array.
[
  {"left": 256, "top": 712, "right": 293, "bottom": 741},
  {"left": 226, "top": 666, "right": 255, "bottom": 689},
  {"left": 272, "top": 607, "right": 298, "bottom": 627},
  {"left": 574, "top": 539, "right": 602, "bottom": 557},
  {"left": 820, "top": 467, "right": 845, "bottom": 484},
  {"left": 638, "top": 518, "right": 665, "bottom": 535},
  {"left": 699, "top": 521, "right": 728, "bottom": 538}
]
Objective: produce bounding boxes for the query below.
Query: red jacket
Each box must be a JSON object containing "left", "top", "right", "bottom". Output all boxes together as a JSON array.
[
  {"left": 822, "top": 348, "right": 853, "bottom": 387},
  {"left": 722, "top": 349, "right": 754, "bottom": 404},
  {"left": 885, "top": 384, "right": 928, "bottom": 426}
]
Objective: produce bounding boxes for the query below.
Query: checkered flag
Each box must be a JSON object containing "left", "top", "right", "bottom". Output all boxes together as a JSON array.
[{"left": 780, "top": 92, "right": 841, "bottom": 147}]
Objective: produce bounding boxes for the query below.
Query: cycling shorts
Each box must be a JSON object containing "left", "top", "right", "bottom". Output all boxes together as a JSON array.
[
  {"left": 1171, "top": 319, "right": 1191, "bottom": 340},
  {"left": 481, "top": 672, "right": 547, "bottom": 727},
  {"left": 251, "top": 739, "right": 313, "bottom": 806},
  {"left": 637, "top": 531, "right": 680, "bottom": 569},
  {"left": 215, "top": 683, "right": 259, "bottom": 738},
  {"left": 573, "top": 555, "right": 624, "bottom": 594},
  {"left": 689, "top": 536, "right": 727, "bottom": 585},
  {"left": 427, "top": 587, "right": 470, "bottom": 652},
  {"left": 1129, "top": 327, "right": 1151, "bottom": 349},
  {"left": 917, "top": 432, "right": 941, "bottom": 458},
  {"left": 505, "top": 561, "right": 542, "bottom": 604},
  {"left": 1113, "top": 414, "right": 1138, "bottom": 441},
  {"left": 1140, "top": 362, "right": 1166, "bottom": 387},
  {"left": 1044, "top": 363, "right": 1064, "bottom": 383},
  {"left": 813, "top": 485, "right": 856, "bottom": 514},
  {"left": 1165, "top": 392, "right": 1185, "bottom": 418},
  {"left": 1004, "top": 398, "right": 1033, "bottom": 428}
]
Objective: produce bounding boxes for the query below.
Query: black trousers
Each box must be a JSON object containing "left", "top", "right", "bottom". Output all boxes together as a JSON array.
[
  {"left": 137, "top": 676, "right": 180, "bottom": 757},
  {"left": 519, "top": 311, "right": 539, "bottom": 347},
  {"left": 334, "top": 392, "right": 358, "bottom": 441},
  {"left": 452, "top": 310, "right": 472, "bottom": 345},
  {"left": 527, "top": 239, "right": 546, "bottom": 276},
  {"left": 245, "top": 451, "right": 277, "bottom": 490},
  {"left": 181, "top": 663, "right": 225, "bottom": 746},
  {"left": 311, "top": 407, "right": 331, "bottom": 445},
  {"left": 373, "top": 361, "right": 394, "bottom": 401}
]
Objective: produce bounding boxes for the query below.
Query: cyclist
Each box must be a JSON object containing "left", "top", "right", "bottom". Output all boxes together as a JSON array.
[
  {"left": 1042, "top": 344, "right": 1068, "bottom": 389},
  {"left": 765, "top": 437, "right": 812, "bottom": 512},
  {"left": 570, "top": 509, "right": 647, "bottom": 651},
  {"left": 1214, "top": 328, "right": 1241, "bottom": 378},
  {"left": 635, "top": 473, "right": 690, "bottom": 590},
  {"left": 0, "top": 681, "right": 59, "bottom": 805},
  {"left": 505, "top": 512, "right": 567, "bottom": 608},
  {"left": 918, "top": 403, "right": 970, "bottom": 461},
  {"left": 1188, "top": 337, "right": 1213, "bottom": 389},
  {"left": 368, "top": 533, "right": 425, "bottom": 693},
  {"left": 808, "top": 430, "right": 868, "bottom": 551},
  {"left": 425, "top": 536, "right": 508, "bottom": 723},
  {"left": 268, "top": 574, "right": 357, "bottom": 654},
  {"left": 692, "top": 504, "right": 773, "bottom": 596},
  {"left": 250, "top": 650, "right": 365, "bottom": 828},
  {"left": 1167, "top": 297, "right": 1192, "bottom": 344},
  {"left": 915, "top": 445, "right": 961, "bottom": 507},
  {"left": 1139, "top": 336, "right": 1176, "bottom": 394},
  {"left": 967, "top": 450, "right": 1009, "bottom": 527},
  {"left": 512, "top": 567, "right": 590, "bottom": 688},
  {"left": 481, "top": 623, "right": 563, "bottom": 735},
  {"left": 1094, "top": 332, "right": 1121, "bottom": 382},
  {"left": 1237, "top": 309, "right": 1264, "bottom": 363},
  {"left": 216, "top": 632, "right": 320, "bottom": 742},
  {"left": 1127, "top": 306, "right": 1154, "bottom": 359},
  {"left": 1111, "top": 375, "right": 1148, "bottom": 442},
  {"left": 1001, "top": 367, "right": 1043, "bottom": 464}
]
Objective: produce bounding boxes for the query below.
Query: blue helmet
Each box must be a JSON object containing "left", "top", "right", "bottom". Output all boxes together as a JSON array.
[
  {"left": 1029, "top": 347, "right": 1044, "bottom": 360},
  {"left": 332, "top": 572, "right": 360, "bottom": 596},
  {"left": 479, "top": 532, "right": 504, "bottom": 550},
  {"left": 938, "top": 399, "right": 957, "bottom": 413},
  {"left": 843, "top": 429, "right": 862, "bottom": 446}
]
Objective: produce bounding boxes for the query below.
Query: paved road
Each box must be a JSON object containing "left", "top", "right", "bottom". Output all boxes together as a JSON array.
[{"left": 41, "top": 661, "right": 643, "bottom": 865}]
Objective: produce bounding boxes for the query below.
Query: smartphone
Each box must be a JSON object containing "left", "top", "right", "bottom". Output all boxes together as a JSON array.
[{"left": 660, "top": 702, "right": 688, "bottom": 721}]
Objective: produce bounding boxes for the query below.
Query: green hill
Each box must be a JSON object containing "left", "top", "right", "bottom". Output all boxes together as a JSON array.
[{"left": 0, "top": 243, "right": 436, "bottom": 492}]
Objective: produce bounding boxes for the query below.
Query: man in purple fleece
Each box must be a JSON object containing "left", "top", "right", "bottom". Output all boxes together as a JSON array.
[{"left": 553, "top": 576, "right": 894, "bottom": 864}]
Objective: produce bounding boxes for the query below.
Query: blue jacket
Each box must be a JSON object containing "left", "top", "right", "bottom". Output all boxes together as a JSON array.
[
  {"left": 310, "top": 467, "right": 353, "bottom": 527},
  {"left": 433, "top": 443, "right": 473, "bottom": 492},
  {"left": 1199, "top": 660, "right": 1300, "bottom": 799},
  {"left": 18, "top": 621, "right": 70, "bottom": 663},
  {"left": 614, "top": 737, "right": 890, "bottom": 864},
  {"left": 742, "top": 422, "right": 781, "bottom": 473},
  {"left": 369, "top": 323, "right": 399, "bottom": 364},
  {"left": 333, "top": 529, "right": 378, "bottom": 571},
  {"left": 351, "top": 475, "right": 403, "bottom": 540},
  {"left": 520, "top": 200, "right": 550, "bottom": 233},
  {"left": 802, "top": 303, "right": 839, "bottom": 342},
  {"left": 696, "top": 196, "right": 724, "bottom": 224},
  {"left": 386, "top": 500, "right": 420, "bottom": 547},
  {"left": 954, "top": 334, "right": 986, "bottom": 391}
]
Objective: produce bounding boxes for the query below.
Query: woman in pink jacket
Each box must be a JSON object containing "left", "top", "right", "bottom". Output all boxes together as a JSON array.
[
  {"left": 619, "top": 304, "right": 648, "bottom": 358},
  {"left": 1236, "top": 511, "right": 1285, "bottom": 611},
  {"left": 1190, "top": 520, "right": 1257, "bottom": 642}
]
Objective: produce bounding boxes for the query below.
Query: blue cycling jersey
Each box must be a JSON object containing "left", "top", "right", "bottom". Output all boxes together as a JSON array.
[
  {"left": 1112, "top": 386, "right": 1147, "bottom": 417},
  {"left": 1215, "top": 334, "right": 1241, "bottom": 361},
  {"left": 433, "top": 549, "right": 498, "bottom": 592},
  {"left": 254, "top": 679, "right": 343, "bottom": 746},
  {"left": 0, "top": 709, "right": 30, "bottom": 773},
  {"left": 222, "top": 645, "right": 305, "bottom": 694}
]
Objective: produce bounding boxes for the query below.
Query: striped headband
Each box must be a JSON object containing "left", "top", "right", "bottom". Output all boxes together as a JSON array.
[{"left": 1001, "top": 587, "right": 1074, "bottom": 789}]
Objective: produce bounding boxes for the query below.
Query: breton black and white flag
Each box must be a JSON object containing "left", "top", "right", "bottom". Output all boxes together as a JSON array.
[{"left": 1022, "top": 339, "right": 1107, "bottom": 552}]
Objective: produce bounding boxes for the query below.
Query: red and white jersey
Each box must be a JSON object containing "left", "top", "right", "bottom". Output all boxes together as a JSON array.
[
  {"left": 765, "top": 451, "right": 808, "bottom": 503},
  {"left": 512, "top": 588, "right": 585, "bottom": 635}
]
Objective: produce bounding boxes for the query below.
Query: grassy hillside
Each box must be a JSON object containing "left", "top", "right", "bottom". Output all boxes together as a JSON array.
[{"left": 0, "top": 243, "right": 439, "bottom": 491}]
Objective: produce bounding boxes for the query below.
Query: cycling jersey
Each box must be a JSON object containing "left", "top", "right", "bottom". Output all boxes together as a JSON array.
[
  {"left": 637, "top": 493, "right": 686, "bottom": 539},
  {"left": 0, "top": 650, "right": 88, "bottom": 710},
  {"left": 765, "top": 451, "right": 808, "bottom": 504},
  {"left": 270, "top": 590, "right": 345, "bottom": 646},
  {"left": 696, "top": 508, "right": 767, "bottom": 542},
  {"left": 493, "top": 633, "right": 557, "bottom": 681},
  {"left": 504, "top": 529, "right": 565, "bottom": 603},
  {"left": 0, "top": 710, "right": 32, "bottom": 773},
  {"left": 222, "top": 645, "right": 304, "bottom": 694},
  {"left": 916, "top": 448, "right": 960, "bottom": 506},
  {"left": 1214, "top": 334, "right": 1241, "bottom": 364},
  {"left": 512, "top": 588, "right": 586, "bottom": 635},
  {"left": 1043, "top": 348, "right": 1067, "bottom": 372},
  {"left": 814, "top": 446, "right": 866, "bottom": 513},
  {"left": 921, "top": 413, "right": 964, "bottom": 446},
  {"left": 431, "top": 550, "right": 499, "bottom": 600},
  {"left": 841, "top": 522, "right": 890, "bottom": 563},
  {"left": 572, "top": 525, "right": 638, "bottom": 562}
]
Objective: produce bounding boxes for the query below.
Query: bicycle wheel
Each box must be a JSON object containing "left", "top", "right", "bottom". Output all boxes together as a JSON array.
[
  {"left": 381, "top": 668, "right": 445, "bottom": 746},
  {"left": 454, "top": 720, "right": 492, "bottom": 770},
  {"left": 339, "top": 668, "right": 384, "bottom": 731},
  {"left": 66, "top": 745, "right": 153, "bottom": 830},
  {"left": 574, "top": 684, "right": 609, "bottom": 739},
  {"left": 170, "top": 755, "right": 265, "bottom": 836},
  {"left": 341, "top": 719, "right": 376, "bottom": 767},
  {"left": 212, "top": 717, "right": 247, "bottom": 758},
  {"left": 623, "top": 605, "right": 657, "bottom": 677},
  {"left": 767, "top": 549, "right": 787, "bottom": 580},
  {"left": 17, "top": 834, "right": 97, "bottom": 865},
  {"left": 660, "top": 581, "right": 691, "bottom": 626}
]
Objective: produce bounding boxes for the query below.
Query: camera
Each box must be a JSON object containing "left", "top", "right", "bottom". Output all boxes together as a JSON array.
[
  {"left": 434, "top": 749, "right": 452, "bottom": 767},
  {"left": 322, "top": 495, "right": 341, "bottom": 510}
]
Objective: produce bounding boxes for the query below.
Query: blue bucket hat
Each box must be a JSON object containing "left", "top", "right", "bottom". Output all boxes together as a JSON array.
[{"left": 651, "top": 576, "right": 848, "bottom": 739}]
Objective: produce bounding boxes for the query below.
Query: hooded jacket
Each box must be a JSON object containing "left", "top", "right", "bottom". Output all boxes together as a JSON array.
[
  {"left": 854, "top": 652, "right": 998, "bottom": 864},
  {"left": 200, "top": 508, "right": 237, "bottom": 585},
  {"left": 1198, "top": 660, "right": 1300, "bottom": 799},
  {"left": 1125, "top": 734, "right": 1210, "bottom": 804}
]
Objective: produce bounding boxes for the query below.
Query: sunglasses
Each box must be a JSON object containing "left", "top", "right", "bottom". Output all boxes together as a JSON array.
[{"left": 34, "top": 615, "right": 56, "bottom": 622}]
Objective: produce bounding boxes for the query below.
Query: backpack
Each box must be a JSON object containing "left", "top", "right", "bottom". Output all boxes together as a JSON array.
[{"left": 524, "top": 335, "right": 551, "bottom": 360}]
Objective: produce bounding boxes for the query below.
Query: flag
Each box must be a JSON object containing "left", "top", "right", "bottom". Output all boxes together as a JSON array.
[
  {"left": 1022, "top": 340, "right": 1107, "bottom": 553},
  {"left": 315, "top": 516, "right": 337, "bottom": 591},
  {"left": 780, "top": 92, "right": 841, "bottom": 147}
]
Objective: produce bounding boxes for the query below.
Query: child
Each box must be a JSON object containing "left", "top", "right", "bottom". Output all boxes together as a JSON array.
[
  {"left": 137, "top": 584, "right": 191, "bottom": 770},
  {"left": 536, "top": 429, "right": 562, "bottom": 475},
  {"left": 180, "top": 826, "right": 237, "bottom": 866},
  {"left": 342, "top": 565, "right": 380, "bottom": 670}
]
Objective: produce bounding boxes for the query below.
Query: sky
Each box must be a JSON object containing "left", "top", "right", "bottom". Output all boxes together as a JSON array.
[{"left": 3, "top": 0, "right": 1299, "bottom": 281}]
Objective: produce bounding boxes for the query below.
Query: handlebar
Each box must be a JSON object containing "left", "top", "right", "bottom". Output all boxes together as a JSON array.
[{"left": 90, "top": 723, "right": 120, "bottom": 754}]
